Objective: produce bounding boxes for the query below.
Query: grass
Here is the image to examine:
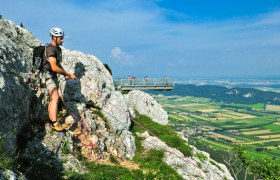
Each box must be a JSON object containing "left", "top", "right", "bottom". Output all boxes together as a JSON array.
[
  {"left": 0, "top": 136, "right": 14, "bottom": 170},
  {"left": 133, "top": 149, "right": 183, "bottom": 179},
  {"left": 133, "top": 111, "right": 192, "bottom": 157},
  {"left": 228, "top": 103, "right": 265, "bottom": 110},
  {"left": 65, "top": 163, "right": 143, "bottom": 180},
  {"left": 132, "top": 131, "right": 183, "bottom": 179},
  {"left": 65, "top": 110, "right": 188, "bottom": 179},
  {"left": 65, "top": 111, "right": 186, "bottom": 179}
]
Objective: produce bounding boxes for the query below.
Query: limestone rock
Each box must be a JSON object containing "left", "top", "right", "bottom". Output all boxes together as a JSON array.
[
  {"left": 59, "top": 49, "right": 115, "bottom": 108},
  {"left": 138, "top": 132, "right": 234, "bottom": 180},
  {"left": 125, "top": 90, "right": 168, "bottom": 125},
  {"left": 0, "top": 18, "right": 135, "bottom": 176},
  {"left": 102, "top": 90, "right": 131, "bottom": 132},
  {"left": 0, "top": 169, "right": 26, "bottom": 180},
  {"left": 0, "top": 19, "right": 39, "bottom": 153}
]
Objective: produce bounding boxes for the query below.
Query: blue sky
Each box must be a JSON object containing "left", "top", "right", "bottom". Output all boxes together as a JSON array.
[{"left": 1, "top": 0, "right": 280, "bottom": 79}]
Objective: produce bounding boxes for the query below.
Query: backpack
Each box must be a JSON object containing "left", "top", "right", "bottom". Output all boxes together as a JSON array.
[
  {"left": 32, "top": 44, "right": 48, "bottom": 71},
  {"left": 29, "top": 44, "right": 48, "bottom": 92}
]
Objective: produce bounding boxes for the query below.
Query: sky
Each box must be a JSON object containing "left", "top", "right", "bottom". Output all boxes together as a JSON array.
[{"left": 1, "top": 0, "right": 280, "bottom": 80}]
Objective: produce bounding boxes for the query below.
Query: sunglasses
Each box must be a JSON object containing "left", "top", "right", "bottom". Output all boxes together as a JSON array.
[{"left": 58, "top": 36, "right": 64, "bottom": 40}]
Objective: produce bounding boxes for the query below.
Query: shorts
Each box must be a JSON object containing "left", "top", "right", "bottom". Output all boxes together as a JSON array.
[
  {"left": 44, "top": 71, "right": 58, "bottom": 90},
  {"left": 46, "top": 77, "right": 58, "bottom": 90}
]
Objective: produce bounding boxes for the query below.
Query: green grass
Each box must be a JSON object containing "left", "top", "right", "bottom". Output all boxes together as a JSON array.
[
  {"left": 0, "top": 136, "right": 14, "bottom": 170},
  {"left": 131, "top": 129, "right": 183, "bottom": 179},
  {"left": 228, "top": 103, "right": 265, "bottom": 110},
  {"left": 133, "top": 149, "right": 183, "bottom": 179},
  {"left": 262, "top": 123, "right": 280, "bottom": 132},
  {"left": 65, "top": 110, "right": 187, "bottom": 180},
  {"left": 211, "top": 116, "right": 277, "bottom": 130},
  {"left": 133, "top": 111, "right": 192, "bottom": 157},
  {"left": 197, "top": 138, "right": 230, "bottom": 150},
  {"left": 65, "top": 163, "right": 143, "bottom": 180}
]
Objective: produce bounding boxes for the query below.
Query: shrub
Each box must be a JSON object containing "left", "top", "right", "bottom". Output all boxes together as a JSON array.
[{"left": 103, "top": 63, "right": 112, "bottom": 75}]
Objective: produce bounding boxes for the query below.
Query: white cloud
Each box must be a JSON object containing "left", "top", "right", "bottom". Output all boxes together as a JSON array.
[
  {"left": 110, "top": 46, "right": 135, "bottom": 66},
  {"left": 111, "top": 47, "right": 123, "bottom": 59}
]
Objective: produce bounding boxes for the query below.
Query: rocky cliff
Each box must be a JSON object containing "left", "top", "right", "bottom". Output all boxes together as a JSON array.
[{"left": 0, "top": 18, "right": 233, "bottom": 180}]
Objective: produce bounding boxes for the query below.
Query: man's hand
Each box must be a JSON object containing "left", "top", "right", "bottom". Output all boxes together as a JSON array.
[{"left": 68, "top": 74, "right": 77, "bottom": 79}]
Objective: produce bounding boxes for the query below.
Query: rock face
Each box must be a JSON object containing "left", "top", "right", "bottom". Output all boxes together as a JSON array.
[
  {"left": 0, "top": 18, "right": 135, "bottom": 178},
  {"left": 138, "top": 131, "right": 234, "bottom": 180},
  {"left": 125, "top": 90, "right": 168, "bottom": 125},
  {"left": 0, "top": 19, "right": 41, "bottom": 153},
  {"left": 0, "top": 18, "right": 233, "bottom": 180}
]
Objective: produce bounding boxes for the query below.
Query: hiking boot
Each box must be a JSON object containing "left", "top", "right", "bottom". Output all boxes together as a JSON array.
[{"left": 50, "top": 121, "right": 66, "bottom": 132}]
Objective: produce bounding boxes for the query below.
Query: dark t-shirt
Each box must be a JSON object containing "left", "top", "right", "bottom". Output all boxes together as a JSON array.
[{"left": 43, "top": 43, "right": 62, "bottom": 78}]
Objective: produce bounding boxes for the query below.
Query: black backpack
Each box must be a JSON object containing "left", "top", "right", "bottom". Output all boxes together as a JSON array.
[
  {"left": 32, "top": 44, "right": 48, "bottom": 71},
  {"left": 29, "top": 44, "right": 48, "bottom": 91}
]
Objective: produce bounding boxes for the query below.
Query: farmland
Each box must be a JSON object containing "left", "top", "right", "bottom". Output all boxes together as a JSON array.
[{"left": 152, "top": 94, "right": 280, "bottom": 162}]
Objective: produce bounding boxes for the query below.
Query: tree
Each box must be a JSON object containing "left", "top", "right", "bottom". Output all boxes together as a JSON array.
[
  {"left": 223, "top": 145, "right": 253, "bottom": 180},
  {"left": 20, "top": 22, "right": 24, "bottom": 28},
  {"left": 227, "top": 144, "right": 280, "bottom": 180},
  {"left": 103, "top": 63, "right": 112, "bottom": 75}
]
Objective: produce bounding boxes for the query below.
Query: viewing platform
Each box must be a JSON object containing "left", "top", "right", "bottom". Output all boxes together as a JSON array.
[{"left": 113, "top": 77, "right": 174, "bottom": 91}]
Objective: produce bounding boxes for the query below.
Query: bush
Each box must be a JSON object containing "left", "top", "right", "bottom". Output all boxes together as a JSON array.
[{"left": 103, "top": 63, "right": 112, "bottom": 75}]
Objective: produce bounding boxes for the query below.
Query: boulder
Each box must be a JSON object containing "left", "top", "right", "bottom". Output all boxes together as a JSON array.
[
  {"left": 138, "top": 131, "right": 234, "bottom": 180},
  {"left": 125, "top": 90, "right": 168, "bottom": 125}
]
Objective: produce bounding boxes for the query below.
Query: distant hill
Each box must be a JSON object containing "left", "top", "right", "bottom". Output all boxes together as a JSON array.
[{"left": 148, "top": 84, "right": 280, "bottom": 105}]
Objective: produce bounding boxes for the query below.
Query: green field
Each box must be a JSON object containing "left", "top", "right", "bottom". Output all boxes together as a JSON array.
[{"left": 153, "top": 95, "right": 280, "bottom": 162}]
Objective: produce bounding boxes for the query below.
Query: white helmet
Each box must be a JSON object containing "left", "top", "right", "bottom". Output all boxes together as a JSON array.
[{"left": 50, "top": 27, "right": 64, "bottom": 37}]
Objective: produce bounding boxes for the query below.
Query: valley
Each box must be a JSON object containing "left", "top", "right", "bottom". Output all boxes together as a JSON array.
[{"left": 152, "top": 94, "right": 280, "bottom": 162}]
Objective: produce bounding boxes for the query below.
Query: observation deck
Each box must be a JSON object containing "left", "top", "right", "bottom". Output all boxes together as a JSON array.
[{"left": 113, "top": 77, "right": 174, "bottom": 91}]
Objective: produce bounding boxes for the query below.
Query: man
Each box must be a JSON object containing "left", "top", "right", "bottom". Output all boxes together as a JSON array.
[{"left": 44, "top": 27, "right": 77, "bottom": 131}]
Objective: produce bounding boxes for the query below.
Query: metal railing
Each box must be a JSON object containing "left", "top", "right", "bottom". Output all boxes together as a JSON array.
[{"left": 113, "top": 77, "right": 174, "bottom": 91}]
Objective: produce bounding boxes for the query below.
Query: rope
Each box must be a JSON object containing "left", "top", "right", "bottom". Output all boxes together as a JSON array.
[
  {"left": 76, "top": 78, "right": 212, "bottom": 173},
  {"left": 55, "top": 77, "right": 216, "bottom": 178},
  {"left": 64, "top": 108, "right": 99, "bottom": 149}
]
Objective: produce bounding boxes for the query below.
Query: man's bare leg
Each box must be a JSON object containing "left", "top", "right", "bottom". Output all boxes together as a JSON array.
[
  {"left": 48, "top": 88, "right": 59, "bottom": 122},
  {"left": 47, "top": 87, "right": 67, "bottom": 131}
]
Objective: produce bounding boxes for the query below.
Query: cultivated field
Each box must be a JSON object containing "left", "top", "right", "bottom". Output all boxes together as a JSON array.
[{"left": 153, "top": 94, "right": 280, "bottom": 162}]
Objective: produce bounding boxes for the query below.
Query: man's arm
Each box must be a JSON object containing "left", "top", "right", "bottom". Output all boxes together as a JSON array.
[{"left": 48, "top": 56, "right": 77, "bottom": 79}]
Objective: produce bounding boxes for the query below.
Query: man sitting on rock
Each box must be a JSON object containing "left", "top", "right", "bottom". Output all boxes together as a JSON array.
[{"left": 44, "top": 27, "right": 77, "bottom": 131}]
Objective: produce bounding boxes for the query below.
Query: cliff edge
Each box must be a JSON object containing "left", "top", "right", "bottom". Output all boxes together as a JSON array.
[{"left": 0, "top": 18, "right": 233, "bottom": 180}]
